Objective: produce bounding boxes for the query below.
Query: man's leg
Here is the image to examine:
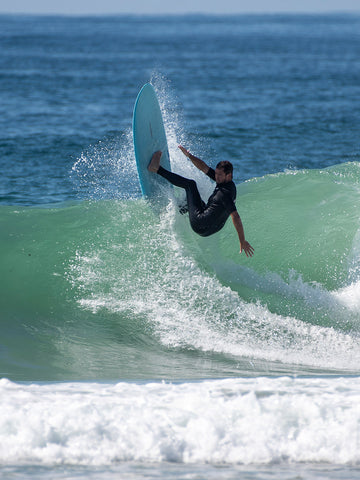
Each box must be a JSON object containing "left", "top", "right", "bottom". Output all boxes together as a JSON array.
[
  {"left": 148, "top": 151, "right": 205, "bottom": 218},
  {"left": 157, "top": 166, "right": 204, "bottom": 211}
]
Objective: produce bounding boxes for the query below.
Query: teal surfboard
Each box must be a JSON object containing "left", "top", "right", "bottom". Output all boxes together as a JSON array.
[{"left": 133, "top": 83, "right": 172, "bottom": 201}]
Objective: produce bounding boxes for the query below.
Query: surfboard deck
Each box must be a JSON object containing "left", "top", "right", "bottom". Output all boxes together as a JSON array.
[{"left": 133, "top": 83, "right": 172, "bottom": 204}]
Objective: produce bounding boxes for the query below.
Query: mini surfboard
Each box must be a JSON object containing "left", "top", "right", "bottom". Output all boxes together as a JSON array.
[{"left": 133, "top": 83, "right": 172, "bottom": 203}]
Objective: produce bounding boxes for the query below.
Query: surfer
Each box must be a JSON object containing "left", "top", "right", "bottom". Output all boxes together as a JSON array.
[{"left": 148, "top": 146, "right": 254, "bottom": 257}]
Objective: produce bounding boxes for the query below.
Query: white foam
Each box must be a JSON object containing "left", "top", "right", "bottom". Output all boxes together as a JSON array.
[
  {"left": 0, "top": 377, "right": 359, "bottom": 466},
  {"left": 333, "top": 280, "right": 360, "bottom": 311}
]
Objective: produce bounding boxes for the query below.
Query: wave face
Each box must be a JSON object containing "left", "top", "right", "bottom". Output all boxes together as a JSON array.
[{"left": 1, "top": 161, "right": 360, "bottom": 381}]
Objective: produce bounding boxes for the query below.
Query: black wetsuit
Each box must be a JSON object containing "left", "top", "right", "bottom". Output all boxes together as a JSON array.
[{"left": 157, "top": 166, "right": 237, "bottom": 237}]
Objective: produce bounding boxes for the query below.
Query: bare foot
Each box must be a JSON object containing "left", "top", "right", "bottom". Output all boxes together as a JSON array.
[{"left": 148, "top": 150, "right": 162, "bottom": 173}]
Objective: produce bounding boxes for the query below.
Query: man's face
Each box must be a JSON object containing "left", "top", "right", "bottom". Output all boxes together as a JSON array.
[{"left": 215, "top": 168, "right": 232, "bottom": 184}]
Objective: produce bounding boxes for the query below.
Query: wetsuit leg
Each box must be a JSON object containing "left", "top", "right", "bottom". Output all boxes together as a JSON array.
[{"left": 157, "top": 166, "right": 205, "bottom": 216}]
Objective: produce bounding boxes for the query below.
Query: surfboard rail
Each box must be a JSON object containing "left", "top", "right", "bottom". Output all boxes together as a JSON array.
[{"left": 133, "top": 83, "right": 172, "bottom": 203}]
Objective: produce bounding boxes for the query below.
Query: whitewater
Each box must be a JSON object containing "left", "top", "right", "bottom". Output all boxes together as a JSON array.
[{"left": 1, "top": 376, "right": 360, "bottom": 466}]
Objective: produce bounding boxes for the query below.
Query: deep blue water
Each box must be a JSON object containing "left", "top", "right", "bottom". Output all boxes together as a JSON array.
[
  {"left": 1, "top": 13, "right": 360, "bottom": 480},
  {"left": 1, "top": 14, "right": 360, "bottom": 205}
]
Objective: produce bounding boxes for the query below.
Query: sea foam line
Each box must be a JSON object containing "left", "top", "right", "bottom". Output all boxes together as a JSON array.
[{"left": 0, "top": 376, "right": 359, "bottom": 466}]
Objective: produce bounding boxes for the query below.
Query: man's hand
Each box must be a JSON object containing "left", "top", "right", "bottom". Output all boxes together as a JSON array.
[
  {"left": 178, "top": 145, "right": 209, "bottom": 174},
  {"left": 240, "top": 241, "right": 254, "bottom": 257},
  {"left": 178, "top": 145, "right": 190, "bottom": 157}
]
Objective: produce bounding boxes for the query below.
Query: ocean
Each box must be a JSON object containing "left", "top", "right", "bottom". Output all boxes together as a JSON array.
[{"left": 1, "top": 12, "right": 360, "bottom": 479}]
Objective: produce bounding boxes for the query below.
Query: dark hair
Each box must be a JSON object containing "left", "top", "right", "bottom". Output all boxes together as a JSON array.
[{"left": 216, "top": 160, "right": 233, "bottom": 176}]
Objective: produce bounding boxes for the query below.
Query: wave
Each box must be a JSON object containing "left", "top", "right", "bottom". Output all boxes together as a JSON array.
[{"left": 1, "top": 161, "right": 360, "bottom": 381}]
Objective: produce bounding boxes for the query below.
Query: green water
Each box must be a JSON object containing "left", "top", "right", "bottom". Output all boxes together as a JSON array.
[{"left": 1, "top": 163, "right": 360, "bottom": 381}]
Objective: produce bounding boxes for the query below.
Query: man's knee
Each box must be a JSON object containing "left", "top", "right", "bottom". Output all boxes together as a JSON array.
[{"left": 187, "top": 179, "right": 197, "bottom": 189}]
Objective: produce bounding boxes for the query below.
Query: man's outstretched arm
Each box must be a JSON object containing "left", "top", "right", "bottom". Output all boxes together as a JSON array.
[
  {"left": 178, "top": 145, "right": 210, "bottom": 174},
  {"left": 230, "top": 211, "right": 254, "bottom": 257}
]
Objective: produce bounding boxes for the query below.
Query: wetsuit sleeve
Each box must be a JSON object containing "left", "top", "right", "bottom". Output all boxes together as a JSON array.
[
  {"left": 206, "top": 167, "right": 216, "bottom": 181},
  {"left": 223, "top": 195, "right": 237, "bottom": 214},
  {"left": 220, "top": 183, "right": 237, "bottom": 214}
]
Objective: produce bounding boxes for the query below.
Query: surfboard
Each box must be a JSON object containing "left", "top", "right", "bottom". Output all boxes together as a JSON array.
[{"left": 133, "top": 83, "right": 172, "bottom": 202}]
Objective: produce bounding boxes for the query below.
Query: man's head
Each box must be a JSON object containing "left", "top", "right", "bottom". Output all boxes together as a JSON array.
[{"left": 215, "top": 161, "right": 233, "bottom": 184}]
